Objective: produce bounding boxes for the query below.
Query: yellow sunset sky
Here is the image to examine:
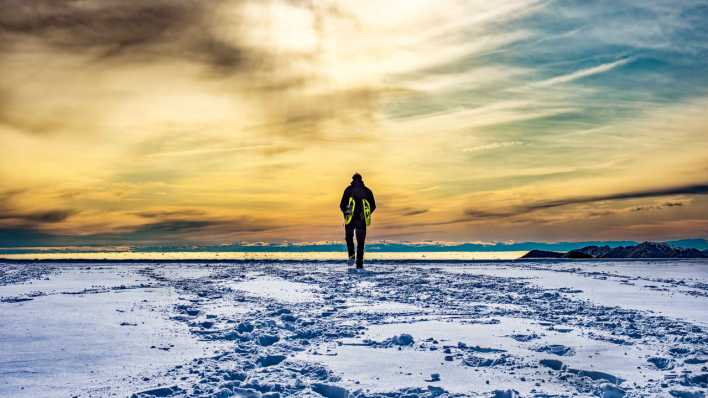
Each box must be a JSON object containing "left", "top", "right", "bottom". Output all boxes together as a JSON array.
[{"left": 1, "top": 0, "right": 707, "bottom": 246}]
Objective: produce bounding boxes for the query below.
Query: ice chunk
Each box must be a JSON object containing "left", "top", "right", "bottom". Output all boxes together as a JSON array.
[
  {"left": 130, "top": 385, "right": 184, "bottom": 397},
  {"left": 534, "top": 344, "right": 575, "bottom": 356},
  {"left": 539, "top": 359, "right": 564, "bottom": 370},
  {"left": 393, "top": 333, "right": 414, "bottom": 346},
  {"left": 492, "top": 390, "right": 520, "bottom": 398},
  {"left": 231, "top": 387, "right": 262, "bottom": 398},
  {"left": 237, "top": 321, "right": 254, "bottom": 333},
  {"left": 600, "top": 383, "right": 625, "bottom": 398},
  {"left": 222, "top": 370, "right": 247, "bottom": 381},
  {"left": 683, "top": 373, "right": 708, "bottom": 387},
  {"left": 508, "top": 333, "right": 539, "bottom": 342},
  {"left": 256, "top": 354, "right": 286, "bottom": 367},
  {"left": 258, "top": 334, "right": 279, "bottom": 346},
  {"left": 647, "top": 356, "right": 674, "bottom": 370},
  {"left": 669, "top": 390, "right": 705, "bottom": 398},
  {"left": 567, "top": 368, "right": 624, "bottom": 384},
  {"left": 311, "top": 383, "right": 349, "bottom": 398}
]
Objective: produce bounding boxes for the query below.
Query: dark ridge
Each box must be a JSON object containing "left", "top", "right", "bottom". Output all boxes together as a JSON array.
[
  {"left": 563, "top": 250, "right": 593, "bottom": 259},
  {"left": 520, "top": 250, "right": 564, "bottom": 259},
  {"left": 521, "top": 241, "right": 708, "bottom": 259},
  {"left": 568, "top": 245, "right": 612, "bottom": 258}
]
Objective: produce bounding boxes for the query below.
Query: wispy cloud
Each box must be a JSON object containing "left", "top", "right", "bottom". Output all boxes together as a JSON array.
[
  {"left": 465, "top": 183, "right": 708, "bottom": 219},
  {"left": 462, "top": 141, "right": 524, "bottom": 152},
  {"left": 532, "top": 58, "right": 632, "bottom": 87}
]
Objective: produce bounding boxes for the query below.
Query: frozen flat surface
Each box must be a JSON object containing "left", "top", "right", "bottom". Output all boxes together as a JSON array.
[
  {"left": 227, "top": 275, "right": 320, "bottom": 303},
  {"left": 308, "top": 318, "right": 661, "bottom": 395},
  {"left": 445, "top": 261, "right": 708, "bottom": 325},
  {"left": 0, "top": 266, "right": 152, "bottom": 297},
  {"left": 0, "top": 267, "right": 217, "bottom": 398},
  {"left": 1, "top": 260, "right": 707, "bottom": 397}
]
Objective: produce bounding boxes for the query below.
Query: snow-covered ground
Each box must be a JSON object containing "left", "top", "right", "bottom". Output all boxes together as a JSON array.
[{"left": 1, "top": 260, "right": 706, "bottom": 397}]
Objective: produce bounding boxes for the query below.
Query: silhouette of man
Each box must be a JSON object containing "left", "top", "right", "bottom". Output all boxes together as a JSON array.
[{"left": 340, "top": 173, "right": 376, "bottom": 268}]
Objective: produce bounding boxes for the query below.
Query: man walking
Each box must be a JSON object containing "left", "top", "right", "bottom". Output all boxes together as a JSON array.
[{"left": 340, "top": 173, "right": 376, "bottom": 268}]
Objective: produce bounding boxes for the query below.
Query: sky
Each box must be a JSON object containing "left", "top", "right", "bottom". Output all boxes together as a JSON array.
[{"left": 1, "top": 0, "right": 708, "bottom": 246}]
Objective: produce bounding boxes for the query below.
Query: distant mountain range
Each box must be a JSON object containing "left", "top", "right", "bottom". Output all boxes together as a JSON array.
[
  {"left": 521, "top": 241, "right": 708, "bottom": 259},
  {"left": 142, "top": 238, "right": 708, "bottom": 252},
  {"left": 1, "top": 238, "right": 707, "bottom": 254}
]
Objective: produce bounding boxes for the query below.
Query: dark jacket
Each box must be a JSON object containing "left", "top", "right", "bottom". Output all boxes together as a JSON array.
[{"left": 340, "top": 180, "right": 376, "bottom": 221}]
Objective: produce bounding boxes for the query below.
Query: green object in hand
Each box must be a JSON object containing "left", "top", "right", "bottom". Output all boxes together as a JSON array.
[{"left": 344, "top": 197, "right": 355, "bottom": 225}]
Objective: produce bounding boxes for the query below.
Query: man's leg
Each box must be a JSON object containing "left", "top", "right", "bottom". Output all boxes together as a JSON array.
[
  {"left": 345, "top": 224, "right": 355, "bottom": 265},
  {"left": 355, "top": 222, "right": 366, "bottom": 269}
]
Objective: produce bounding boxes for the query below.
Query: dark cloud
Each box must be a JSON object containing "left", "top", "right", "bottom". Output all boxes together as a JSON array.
[
  {"left": 121, "top": 217, "right": 277, "bottom": 241},
  {"left": 0, "top": 187, "right": 273, "bottom": 245},
  {"left": 133, "top": 210, "right": 206, "bottom": 219},
  {"left": 132, "top": 220, "right": 216, "bottom": 234},
  {"left": 631, "top": 201, "right": 686, "bottom": 212},
  {"left": 465, "top": 183, "right": 708, "bottom": 219},
  {"left": 0, "top": 1, "right": 201, "bottom": 53},
  {"left": 192, "top": 36, "right": 248, "bottom": 74},
  {"left": 0, "top": 0, "right": 380, "bottom": 142},
  {"left": 0, "top": 217, "right": 277, "bottom": 246},
  {"left": 462, "top": 209, "right": 516, "bottom": 219},
  {"left": 0, "top": 208, "right": 76, "bottom": 224},
  {"left": 663, "top": 202, "right": 684, "bottom": 207},
  {"left": 0, "top": 190, "right": 76, "bottom": 224},
  {"left": 0, "top": 226, "right": 58, "bottom": 246},
  {"left": 0, "top": 0, "right": 262, "bottom": 74},
  {"left": 0, "top": 0, "right": 331, "bottom": 80},
  {"left": 0, "top": 0, "right": 252, "bottom": 134},
  {"left": 20, "top": 209, "right": 76, "bottom": 223},
  {"left": 399, "top": 208, "right": 429, "bottom": 217}
]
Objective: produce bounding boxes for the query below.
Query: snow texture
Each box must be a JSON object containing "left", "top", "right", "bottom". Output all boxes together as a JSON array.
[{"left": 1, "top": 260, "right": 707, "bottom": 397}]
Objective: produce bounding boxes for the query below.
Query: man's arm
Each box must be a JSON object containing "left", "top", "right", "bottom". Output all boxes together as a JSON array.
[{"left": 339, "top": 187, "right": 350, "bottom": 212}]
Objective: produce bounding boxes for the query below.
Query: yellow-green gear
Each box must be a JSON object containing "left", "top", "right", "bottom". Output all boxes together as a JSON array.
[
  {"left": 344, "top": 197, "right": 355, "bottom": 225},
  {"left": 363, "top": 199, "right": 372, "bottom": 226}
]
